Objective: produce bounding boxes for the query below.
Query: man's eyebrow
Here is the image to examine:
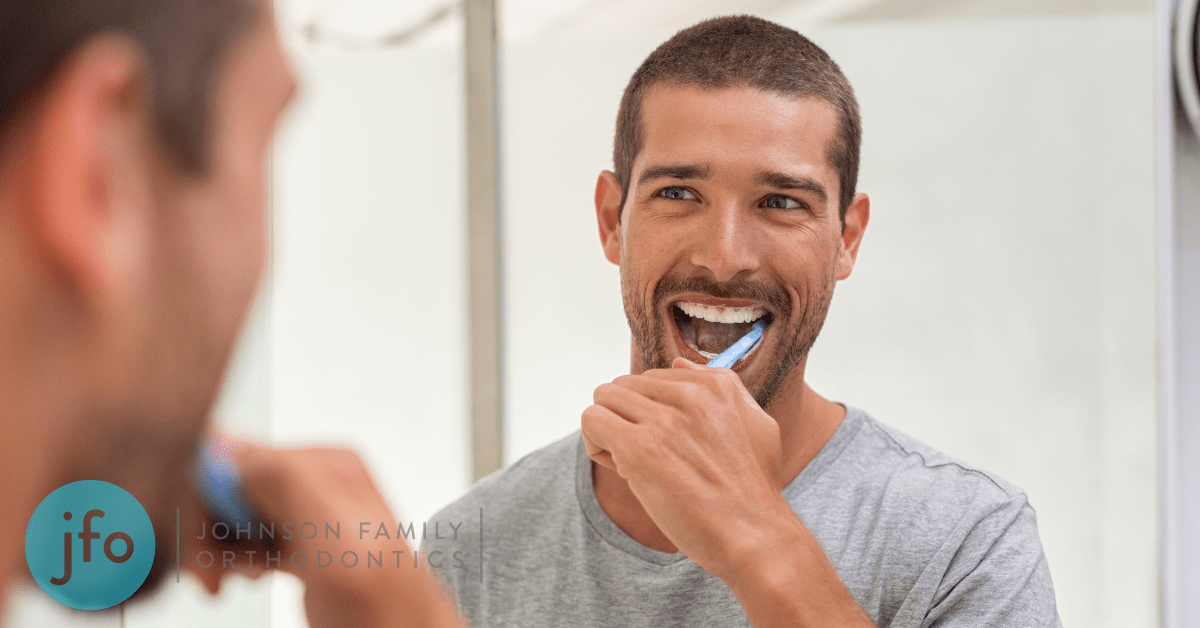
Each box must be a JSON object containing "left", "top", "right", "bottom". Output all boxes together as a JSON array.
[
  {"left": 757, "top": 170, "right": 829, "bottom": 203},
  {"left": 637, "top": 164, "right": 710, "bottom": 186}
]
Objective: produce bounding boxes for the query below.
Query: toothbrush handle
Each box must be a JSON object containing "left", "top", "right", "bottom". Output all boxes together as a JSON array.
[
  {"left": 196, "top": 442, "right": 256, "bottom": 526},
  {"left": 706, "top": 319, "right": 768, "bottom": 369}
]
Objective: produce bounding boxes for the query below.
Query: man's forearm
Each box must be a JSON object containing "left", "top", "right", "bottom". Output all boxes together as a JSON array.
[{"left": 721, "top": 500, "right": 875, "bottom": 628}]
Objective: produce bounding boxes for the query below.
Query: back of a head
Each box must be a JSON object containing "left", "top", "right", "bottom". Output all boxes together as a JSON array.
[
  {"left": 0, "top": 0, "right": 256, "bottom": 175},
  {"left": 0, "top": 0, "right": 276, "bottom": 600},
  {"left": 614, "top": 15, "right": 862, "bottom": 219}
]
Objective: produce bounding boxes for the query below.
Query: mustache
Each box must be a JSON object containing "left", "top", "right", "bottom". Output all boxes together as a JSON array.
[{"left": 652, "top": 272, "right": 792, "bottom": 318}]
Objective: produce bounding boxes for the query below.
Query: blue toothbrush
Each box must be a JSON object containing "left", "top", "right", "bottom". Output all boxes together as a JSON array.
[
  {"left": 195, "top": 441, "right": 255, "bottom": 526},
  {"left": 706, "top": 319, "right": 768, "bottom": 369}
]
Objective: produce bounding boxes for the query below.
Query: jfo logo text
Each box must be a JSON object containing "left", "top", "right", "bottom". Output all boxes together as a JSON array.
[{"left": 25, "top": 480, "right": 155, "bottom": 610}]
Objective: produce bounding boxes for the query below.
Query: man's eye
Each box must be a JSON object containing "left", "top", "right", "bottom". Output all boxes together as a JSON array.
[
  {"left": 762, "top": 195, "right": 804, "bottom": 210},
  {"left": 657, "top": 186, "right": 695, "bottom": 201}
]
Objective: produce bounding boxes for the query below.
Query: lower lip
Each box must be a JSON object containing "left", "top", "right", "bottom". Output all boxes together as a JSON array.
[{"left": 667, "top": 309, "right": 764, "bottom": 372}]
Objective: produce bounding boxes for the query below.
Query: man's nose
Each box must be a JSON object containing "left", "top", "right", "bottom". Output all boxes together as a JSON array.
[{"left": 688, "top": 202, "right": 761, "bottom": 283}]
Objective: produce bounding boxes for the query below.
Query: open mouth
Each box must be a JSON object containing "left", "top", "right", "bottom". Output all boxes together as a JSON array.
[{"left": 672, "top": 301, "right": 772, "bottom": 362}]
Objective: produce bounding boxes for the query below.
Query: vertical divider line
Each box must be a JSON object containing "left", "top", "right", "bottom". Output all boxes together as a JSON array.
[
  {"left": 176, "top": 506, "right": 180, "bottom": 584},
  {"left": 464, "top": 0, "right": 504, "bottom": 482}
]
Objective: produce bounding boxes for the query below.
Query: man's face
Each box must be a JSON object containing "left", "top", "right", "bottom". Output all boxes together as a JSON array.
[
  {"left": 150, "top": 3, "right": 295, "bottom": 404},
  {"left": 609, "top": 85, "right": 853, "bottom": 409},
  {"left": 126, "top": 2, "right": 294, "bottom": 587}
]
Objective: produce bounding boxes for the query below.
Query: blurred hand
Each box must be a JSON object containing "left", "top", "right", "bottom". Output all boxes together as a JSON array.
[{"left": 184, "top": 438, "right": 463, "bottom": 628}]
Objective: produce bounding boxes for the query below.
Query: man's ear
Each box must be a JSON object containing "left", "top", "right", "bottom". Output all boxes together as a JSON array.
[
  {"left": 594, "top": 170, "right": 623, "bottom": 266},
  {"left": 836, "top": 191, "right": 870, "bottom": 280},
  {"left": 24, "top": 35, "right": 153, "bottom": 297}
]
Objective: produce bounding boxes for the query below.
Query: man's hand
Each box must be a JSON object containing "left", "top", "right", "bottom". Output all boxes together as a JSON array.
[
  {"left": 185, "top": 440, "right": 463, "bottom": 628},
  {"left": 582, "top": 358, "right": 875, "bottom": 628},
  {"left": 581, "top": 357, "right": 787, "bottom": 579}
]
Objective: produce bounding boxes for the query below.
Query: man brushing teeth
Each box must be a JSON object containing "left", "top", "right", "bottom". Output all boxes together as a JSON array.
[{"left": 425, "top": 15, "right": 1060, "bottom": 628}]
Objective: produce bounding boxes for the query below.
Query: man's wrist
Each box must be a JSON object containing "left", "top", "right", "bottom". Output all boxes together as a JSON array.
[
  {"left": 717, "top": 501, "right": 875, "bottom": 628},
  {"left": 717, "top": 499, "right": 810, "bottom": 595}
]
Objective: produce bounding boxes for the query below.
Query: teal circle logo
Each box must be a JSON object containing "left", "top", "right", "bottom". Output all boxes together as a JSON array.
[{"left": 25, "top": 480, "right": 155, "bottom": 610}]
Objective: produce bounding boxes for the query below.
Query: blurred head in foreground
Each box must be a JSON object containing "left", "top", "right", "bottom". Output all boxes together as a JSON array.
[{"left": 0, "top": 0, "right": 295, "bottom": 600}]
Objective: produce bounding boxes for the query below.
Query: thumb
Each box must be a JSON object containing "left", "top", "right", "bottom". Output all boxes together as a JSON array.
[{"left": 672, "top": 356, "right": 707, "bottom": 370}]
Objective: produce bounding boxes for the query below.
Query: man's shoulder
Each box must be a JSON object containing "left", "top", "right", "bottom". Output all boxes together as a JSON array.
[
  {"left": 813, "top": 408, "right": 1059, "bottom": 626},
  {"left": 430, "top": 430, "right": 581, "bottom": 524},
  {"left": 803, "top": 406, "right": 1041, "bottom": 557},
  {"left": 839, "top": 407, "right": 1027, "bottom": 510}
]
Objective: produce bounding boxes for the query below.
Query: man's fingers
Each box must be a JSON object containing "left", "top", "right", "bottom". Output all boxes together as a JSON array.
[
  {"left": 610, "top": 372, "right": 713, "bottom": 408},
  {"left": 638, "top": 365, "right": 730, "bottom": 382},
  {"left": 581, "top": 403, "right": 635, "bottom": 472},
  {"left": 231, "top": 441, "right": 388, "bottom": 524},
  {"left": 193, "top": 555, "right": 222, "bottom": 594},
  {"left": 633, "top": 362, "right": 752, "bottom": 402},
  {"left": 588, "top": 448, "right": 617, "bottom": 472},
  {"left": 593, "top": 381, "right": 666, "bottom": 423},
  {"left": 187, "top": 531, "right": 275, "bottom": 594},
  {"left": 671, "top": 357, "right": 707, "bottom": 370}
]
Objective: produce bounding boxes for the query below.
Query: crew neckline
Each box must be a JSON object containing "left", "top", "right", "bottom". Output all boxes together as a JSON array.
[{"left": 574, "top": 404, "right": 868, "bottom": 565}]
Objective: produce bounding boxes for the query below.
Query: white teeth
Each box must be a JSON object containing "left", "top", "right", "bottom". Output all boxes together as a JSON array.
[{"left": 676, "top": 302, "right": 765, "bottom": 325}]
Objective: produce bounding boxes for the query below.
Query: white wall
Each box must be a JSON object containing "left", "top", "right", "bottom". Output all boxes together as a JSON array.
[
  {"left": 265, "top": 28, "right": 470, "bottom": 628},
  {"left": 269, "top": 44, "right": 468, "bottom": 545},
  {"left": 501, "top": 13, "right": 1157, "bottom": 628}
]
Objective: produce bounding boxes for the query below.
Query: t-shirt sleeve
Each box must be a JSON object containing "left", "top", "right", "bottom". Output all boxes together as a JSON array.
[{"left": 921, "top": 495, "right": 1062, "bottom": 628}]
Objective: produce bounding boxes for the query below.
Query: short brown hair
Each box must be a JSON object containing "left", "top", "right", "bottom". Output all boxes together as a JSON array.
[
  {"left": 0, "top": 0, "right": 257, "bottom": 174},
  {"left": 614, "top": 15, "right": 862, "bottom": 220}
]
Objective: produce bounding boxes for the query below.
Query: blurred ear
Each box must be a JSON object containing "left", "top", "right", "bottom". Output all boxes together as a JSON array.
[
  {"left": 836, "top": 191, "right": 869, "bottom": 280},
  {"left": 594, "top": 170, "right": 622, "bottom": 266},
  {"left": 24, "top": 35, "right": 154, "bottom": 298}
]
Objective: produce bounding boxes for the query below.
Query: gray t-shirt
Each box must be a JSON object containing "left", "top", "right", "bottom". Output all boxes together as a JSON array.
[{"left": 423, "top": 406, "right": 1061, "bottom": 627}]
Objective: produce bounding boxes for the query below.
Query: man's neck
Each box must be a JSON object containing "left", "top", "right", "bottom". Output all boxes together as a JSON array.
[
  {"left": 0, "top": 357, "right": 63, "bottom": 608},
  {"left": 0, "top": 252, "right": 81, "bottom": 608},
  {"left": 592, "top": 361, "right": 845, "bottom": 554},
  {"left": 766, "top": 370, "right": 847, "bottom": 487}
]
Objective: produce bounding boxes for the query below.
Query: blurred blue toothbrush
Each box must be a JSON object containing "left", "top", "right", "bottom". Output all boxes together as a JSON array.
[{"left": 195, "top": 440, "right": 255, "bottom": 527}]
